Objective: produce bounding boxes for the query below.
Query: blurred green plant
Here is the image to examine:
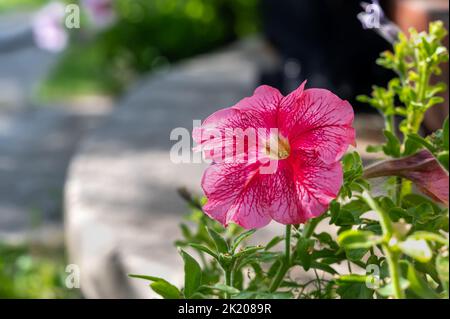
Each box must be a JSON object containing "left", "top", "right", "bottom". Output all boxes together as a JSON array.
[
  {"left": 0, "top": 243, "right": 81, "bottom": 299},
  {"left": 0, "top": 0, "right": 48, "bottom": 13},
  {"left": 39, "top": 0, "right": 261, "bottom": 100},
  {"left": 358, "top": 20, "right": 449, "bottom": 201}
]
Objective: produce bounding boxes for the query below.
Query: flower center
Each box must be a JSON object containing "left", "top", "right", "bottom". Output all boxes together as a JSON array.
[{"left": 265, "top": 134, "right": 291, "bottom": 160}]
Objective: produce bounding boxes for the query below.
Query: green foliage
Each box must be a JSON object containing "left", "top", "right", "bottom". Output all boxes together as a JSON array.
[
  {"left": 407, "top": 116, "right": 449, "bottom": 171},
  {"left": 41, "top": 0, "right": 261, "bottom": 100},
  {"left": 0, "top": 0, "right": 48, "bottom": 13},
  {"left": 129, "top": 275, "right": 181, "bottom": 299},
  {"left": 0, "top": 243, "right": 80, "bottom": 299},
  {"left": 180, "top": 249, "right": 203, "bottom": 298},
  {"left": 335, "top": 275, "right": 374, "bottom": 299},
  {"left": 340, "top": 152, "right": 369, "bottom": 198},
  {"left": 358, "top": 21, "right": 449, "bottom": 155},
  {"left": 338, "top": 230, "right": 381, "bottom": 250}
]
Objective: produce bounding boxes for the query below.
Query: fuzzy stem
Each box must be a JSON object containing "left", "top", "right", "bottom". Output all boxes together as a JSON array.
[
  {"left": 303, "top": 215, "right": 322, "bottom": 238},
  {"left": 269, "top": 225, "right": 292, "bottom": 292},
  {"left": 385, "top": 114, "right": 396, "bottom": 135},
  {"left": 362, "top": 190, "right": 393, "bottom": 236},
  {"left": 362, "top": 190, "right": 404, "bottom": 299},
  {"left": 384, "top": 246, "right": 405, "bottom": 299},
  {"left": 224, "top": 267, "right": 232, "bottom": 299}
]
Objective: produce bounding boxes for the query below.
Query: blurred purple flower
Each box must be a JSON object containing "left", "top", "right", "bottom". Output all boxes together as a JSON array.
[
  {"left": 357, "top": 0, "right": 401, "bottom": 44},
  {"left": 32, "top": 1, "right": 68, "bottom": 53},
  {"left": 81, "top": 0, "right": 116, "bottom": 30},
  {"left": 364, "top": 150, "right": 449, "bottom": 205}
]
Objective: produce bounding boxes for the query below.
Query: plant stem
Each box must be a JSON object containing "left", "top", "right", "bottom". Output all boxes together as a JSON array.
[
  {"left": 362, "top": 190, "right": 393, "bottom": 237},
  {"left": 224, "top": 267, "right": 232, "bottom": 299},
  {"left": 394, "top": 176, "right": 402, "bottom": 206},
  {"left": 269, "top": 225, "right": 292, "bottom": 292},
  {"left": 303, "top": 215, "right": 323, "bottom": 238},
  {"left": 384, "top": 114, "right": 396, "bottom": 135},
  {"left": 362, "top": 190, "right": 404, "bottom": 299},
  {"left": 285, "top": 225, "right": 292, "bottom": 263},
  {"left": 384, "top": 246, "right": 405, "bottom": 299}
]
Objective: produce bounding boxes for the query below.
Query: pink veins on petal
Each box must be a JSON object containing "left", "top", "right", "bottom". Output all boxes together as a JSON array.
[{"left": 193, "top": 82, "right": 355, "bottom": 229}]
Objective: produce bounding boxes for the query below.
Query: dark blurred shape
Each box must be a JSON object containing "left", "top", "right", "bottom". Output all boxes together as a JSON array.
[{"left": 260, "top": 0, "right": 394, "bottom": 108}]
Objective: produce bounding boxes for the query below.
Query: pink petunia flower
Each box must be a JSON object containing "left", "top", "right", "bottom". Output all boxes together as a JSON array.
[
  {"left": 193, "top": 82, "right": 355, "bottom": 229},
  {"left": 81, "top": 0, "right": 116, "bottom": 30},
  {"left": 32, "top": 2, "right": 68, "bottom": 53}
]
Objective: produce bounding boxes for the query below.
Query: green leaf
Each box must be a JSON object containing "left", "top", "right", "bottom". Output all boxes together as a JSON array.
[
  {"left": 408, "top": 231, "right": 449, "bottom": 246},
  {"left": 382, "top": 130, "right": 401, "bottom": 157},
  {"left": 426, "top": 96, "right": 445, "bottom": 109},
  {"left": 436, "top": 252, "right": 449, "bottom": 297},
  {"left": 231, "top": 229, "right": 256, "bottom": 252},
  {"left": 346, "top": 248, "right": 369, "bottom": 262},
  {"left": 238, "top": 251, "right": 281, "bottom": 270},
  {"left": 443, "top": 117, "right": 449, "bottom": 151},
  {"left": 336, "top": 274, "right": 368, "bottom": 284},
  {"left": 129, "top": 274, "right": 166, "bottom": 282},
  {"left": 234, "top": 246, "right": 265, "bottom": 259},
  {"left": 187, "top": 243, "right": 218, "bottom": 259},
  {"left": 403, "top": 135, "right": 422, "bottom": 155},
  {"left": 180, "top": 249, "right": 202, "bottom": 298},
  {"left": 437, "top": 151, "right": 449, "bottom": 171},
  {"left": 342, "top": 199, "right": 371, "bottom": 215},
  {"left": 402, "top": 194, "right": 442, "bottom": 213},
  {"left": 150, "top": 281, "right": 181, "bottom": 299},
  {"left": 296, "top": 237, "right": 315, "bottom": 271},
  {"left": 406, "top": 203, "right": 436, "bottom": 224},
  {"left": 265, "top": 236, "right": 284, "bottom": 251},
  {"left": 366, "top": 145, "right": 383, "bottom": 153},
  {"left": 180, "top": 223, "right": 193, "bottom": 240},
  {"left": 338, "top": 230, "right": 382, "bottom": 250},
  {"left": 329, "top": 200, "right": 341, "bottom": 224},
  {"left": 202, "top": 284, "right": 240, "bottom": 295},
  {"left": 397, "top": 238, "right": 432, "bottom": 263},
  {"left": 206, "top": 227, "right": 229, "bottom": 254},
  {"left": 388, "top": 207, "right": 408, "bottom": 222},
  {"left": 336, "top": 275, "right": 374, "bottom": 299},
  {"left": 128, "top": 274, "right": 181, "bottom": 299},
  {"left": 310, "top": 261, "right": 338, "bottom": 275},
  {"left": 377, "top": 278, "right": 410, "bottom": 297},
  {"left": 314, "top": 232, "right": 339, "bottom": 250},
  {"left": 407, "top": 263, "right": 440, "bottom": 299},
  {"left": 406, "top": 133, "right": 437, "bottom": 153}
]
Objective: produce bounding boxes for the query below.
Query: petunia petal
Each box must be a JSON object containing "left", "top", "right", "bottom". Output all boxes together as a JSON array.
[
  {"left": 193, "top": 86, "right": 283, "bottom": 163},
  {"left": 201, "top": 150, "right": 342, "bottom": 228},
  {"left": 267, "top": 151, "right": 343, "bottom": 224},
  {"left": 201, "top": 162, "right": 272, "bottom": 229},
  {"left": 279, "top": 88, "right": 355, "bottom": 163}
]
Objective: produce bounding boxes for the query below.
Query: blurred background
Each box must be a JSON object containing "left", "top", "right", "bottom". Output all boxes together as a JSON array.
[{"left": 0, "top": 0, "right": 448, "bottom": 298}]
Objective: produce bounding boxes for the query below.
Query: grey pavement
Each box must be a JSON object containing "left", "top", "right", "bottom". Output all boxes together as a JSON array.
[{"left": 0, "top": 12, "right": 111, "bottom": 243}]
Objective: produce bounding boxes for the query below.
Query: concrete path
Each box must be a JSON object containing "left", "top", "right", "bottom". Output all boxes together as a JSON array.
[{"left": 0, "top": 12, "right": 111, "bottom": 243}]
